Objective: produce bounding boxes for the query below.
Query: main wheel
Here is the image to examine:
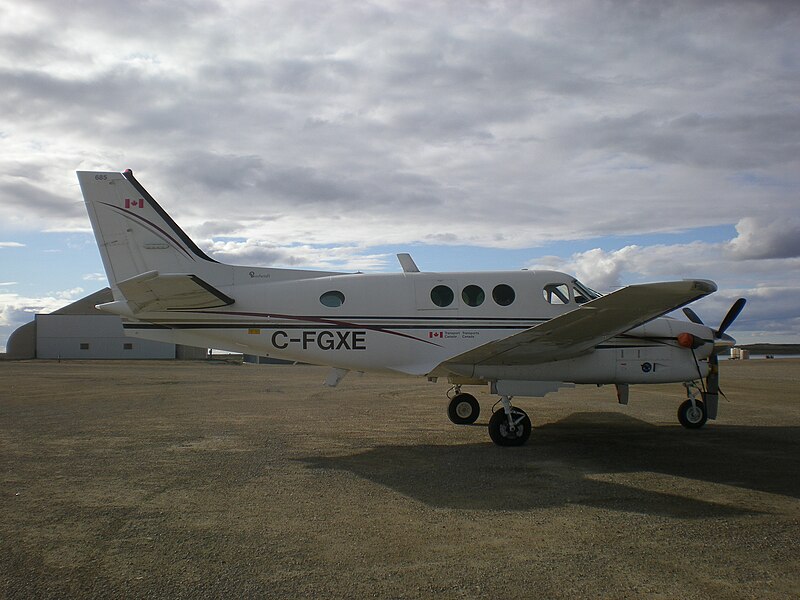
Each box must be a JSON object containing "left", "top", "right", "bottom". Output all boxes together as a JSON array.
[
  {"left": 488, "top": 407, "right": 531, "bottom": 446},
  {"left": 447, "top": 393, "right": 480, "bottom": 425},
  {"left": 678, "top": 399, "right": 707, "bottom": 429}
]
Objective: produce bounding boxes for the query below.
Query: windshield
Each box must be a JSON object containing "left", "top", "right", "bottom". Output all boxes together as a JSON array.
[{"left": 572, "top": 280, "right": 602, "bottom": 304}]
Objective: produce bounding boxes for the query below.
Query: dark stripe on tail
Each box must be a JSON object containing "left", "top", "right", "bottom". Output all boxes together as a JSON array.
[{"left": 122, "top": 169, "right": 219, "bottom": 263}]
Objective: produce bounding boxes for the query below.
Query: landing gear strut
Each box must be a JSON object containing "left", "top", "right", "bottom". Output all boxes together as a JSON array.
[
  {"left": 447, "top": 386, "right": 481, "bottom": 425},
  {"left": 678, "top": 382, "right": 708, "bottom": 429},
  {"left": 488, "top": 396, "right": 531, "bottom": 446}
]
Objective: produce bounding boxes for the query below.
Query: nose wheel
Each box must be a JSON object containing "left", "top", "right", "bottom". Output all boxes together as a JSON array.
[
  {"left": 678, "top": 383, "right": 708, "bottom": 429},
  {"left": 678, "top": 398, "right": 707, "bottom": 428}
]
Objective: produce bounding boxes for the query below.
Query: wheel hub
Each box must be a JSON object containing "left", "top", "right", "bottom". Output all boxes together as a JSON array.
[
  {"left": 455, "top": 402, "right": 473, "bottom": 418},
  {"left": 500, "top": 421, "right": 520, "bottom": 438},
  {"left": 686, "top": 406, "right": 703, "bottom": 423}
]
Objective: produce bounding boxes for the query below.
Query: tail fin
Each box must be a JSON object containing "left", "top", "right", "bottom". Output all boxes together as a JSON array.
[{"left": 78, "top": 170, "right": 223, "bottom": 288}]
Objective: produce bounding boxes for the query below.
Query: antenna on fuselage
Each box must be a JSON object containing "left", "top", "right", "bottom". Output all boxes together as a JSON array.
[{"left": 397, "top": 253, "right": 420, "bottom": 273}]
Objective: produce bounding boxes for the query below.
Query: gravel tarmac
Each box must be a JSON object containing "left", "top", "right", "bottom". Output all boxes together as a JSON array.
[{"left": 1, "top": 358, "right": 799, "bottom": 599}]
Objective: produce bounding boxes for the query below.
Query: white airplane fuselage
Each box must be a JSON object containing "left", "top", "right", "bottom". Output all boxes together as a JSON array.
[{"left": 120, "top": 267, "right": 712, "bottom": 386}]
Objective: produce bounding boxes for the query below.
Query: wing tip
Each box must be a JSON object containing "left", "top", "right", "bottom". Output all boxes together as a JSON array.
[{"left": 691, "top": 279, "right": 717, "bottom": 295}]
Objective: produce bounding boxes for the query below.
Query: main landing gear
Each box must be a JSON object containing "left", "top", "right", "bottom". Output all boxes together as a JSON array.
[
  {"left": 447, "top": 388, "right": 531, "bottom": 446},
  {"left": 488, "top": 396, "right": 531, "bottom": 446}
]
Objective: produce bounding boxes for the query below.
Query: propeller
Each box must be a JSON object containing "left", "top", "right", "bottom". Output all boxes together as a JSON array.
[
  {"left": 682, "top": 306, "right": 703, "bottom": 325},
  {"left": 716, "top": 297, "right": 747, "bottom": 338},
  {"left": 681, "top": 298, "right": 747, "bottom": 420},
  {"left": 682, "top": 298, "right": 747, "bottom": 340}
]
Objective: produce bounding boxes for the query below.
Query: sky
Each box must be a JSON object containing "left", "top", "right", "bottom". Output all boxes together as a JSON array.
[{"left": 1, "top": 0, "right": 799, "bottom": 351}]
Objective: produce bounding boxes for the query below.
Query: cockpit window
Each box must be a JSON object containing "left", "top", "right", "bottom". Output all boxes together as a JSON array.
[
  {"left": 572, "top": 280, "right": 601, "bottom": 304},
  {"left": 543, "top": 283, "right": 570, "bottom": 305}
]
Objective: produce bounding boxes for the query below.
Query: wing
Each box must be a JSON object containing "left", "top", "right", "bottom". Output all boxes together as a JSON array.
[
  {"left": 105, "top": 270, "right": 234, "bottom": 313},
  {"left": 440, "top": 279, "right": 716, "bottom": 368}
]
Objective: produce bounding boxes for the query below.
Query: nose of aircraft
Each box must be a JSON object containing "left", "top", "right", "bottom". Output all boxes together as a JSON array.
[{"left": 683, "top": 298, "right": 746, "bottom": 352}]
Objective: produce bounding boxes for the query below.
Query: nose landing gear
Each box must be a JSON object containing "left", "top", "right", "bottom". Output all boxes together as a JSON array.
[{"left": 678, "top": 382, "right": 708, "bottom": 429}]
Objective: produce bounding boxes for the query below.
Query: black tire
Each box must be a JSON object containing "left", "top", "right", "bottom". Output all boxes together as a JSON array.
[
  {"left": 678, "top": 399, "right": 707, "bottom": 429},
  {"left": 488, "top": 407, "right": 531, "bottom": 446},
  {"left": 447, "top": 393, "right": 480, "bottom": 425}
]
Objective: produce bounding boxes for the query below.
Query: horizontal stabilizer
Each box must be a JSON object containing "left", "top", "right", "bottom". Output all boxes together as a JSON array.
[{"left": 111, "top": 271, "right": 234, "bottom": 313}]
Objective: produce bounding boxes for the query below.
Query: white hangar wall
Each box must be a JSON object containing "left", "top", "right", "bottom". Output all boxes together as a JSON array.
[{"left": 36, "top": 314, "right": 176, "bottom": 360}]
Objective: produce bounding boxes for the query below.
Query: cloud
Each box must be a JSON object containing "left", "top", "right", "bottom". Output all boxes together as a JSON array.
[
  {"left": 0, "top": 242, "right": 24, "bottom": 248},
  {"left": 0, "top": 178, "right": 85, "bottom": 228},
  {"left": 1, "top": 1, "right": 797, "bottom": 241},
  {"left": 207, "top": 239, "right": 390, "bottom": 272},
  {"left": 727, "top": 217, "right": 800, "bottom": 260},
  {"left": 530, "top": 242, "right": 726, "bottom": 292}
]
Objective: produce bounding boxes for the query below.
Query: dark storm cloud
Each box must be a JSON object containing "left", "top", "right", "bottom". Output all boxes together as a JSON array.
[
  {"left": 169, "top": 151, "right": 361, "bottom": 204},
  {"left": 166, "top": 151, "right": 446, "bottom": 217},
  {"left": 559, "top": 111, "right": 800, "bottom": 170},
  {"left": 0, "top": 66, "right": 179, "bottom": 131},
  {"left": 0, "top": 180, "right": 83, "bottom": 219}
]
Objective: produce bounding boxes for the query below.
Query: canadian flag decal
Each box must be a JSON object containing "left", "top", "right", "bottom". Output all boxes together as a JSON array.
[
  {"left": 429, "top": 331, "right": 444, "bottom": 338},
  {"left": 125, "top": 198, "right": 144, "bottom": 209}
]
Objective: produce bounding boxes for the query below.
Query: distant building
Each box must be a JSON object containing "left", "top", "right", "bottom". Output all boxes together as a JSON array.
[
  {"left": 6, "top": 288, "right": 207, "bottom": 360},
  {"left": 730, "top": 347, "right": 750, "bottom": 360},
  {"left": 35, "top": 313, "right": 175, "bottom": 359}
]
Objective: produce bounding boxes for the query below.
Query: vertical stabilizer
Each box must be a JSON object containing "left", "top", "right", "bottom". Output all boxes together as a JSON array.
[{"left": 78, "top": 170, "right": 226, "bottom": 293}]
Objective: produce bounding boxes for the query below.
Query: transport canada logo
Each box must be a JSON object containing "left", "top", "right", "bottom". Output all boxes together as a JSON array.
[{"left": 429, "top": 331, "right": 444, "bottom": 338}]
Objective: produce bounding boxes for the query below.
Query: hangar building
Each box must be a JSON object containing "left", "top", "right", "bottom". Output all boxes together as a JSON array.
[{"left": 6, "top": 288, "right": 206, "bottom": 360}]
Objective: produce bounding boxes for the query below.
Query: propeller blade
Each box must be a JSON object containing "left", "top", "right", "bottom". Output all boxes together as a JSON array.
[
  {"left": 716, "top": 298, "right": 746, "bottom": 337},
  {"left": 683, "top": 307, "right": 704, "bottom": 325}
]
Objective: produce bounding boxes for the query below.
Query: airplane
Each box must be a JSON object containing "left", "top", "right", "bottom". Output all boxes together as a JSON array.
[{"left": 78, "top": 169, "right": 746, "bottom": 446}]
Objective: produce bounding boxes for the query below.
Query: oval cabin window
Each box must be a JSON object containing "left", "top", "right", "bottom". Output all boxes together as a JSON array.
[
  {"left": 461, "top": 285, "right": 485, "bottom": 307},
  {"left": 430, "top": 285, "right": 455, "bottom": 307},
  {"left": 320, "top": 290, "right": 345, "bottom": 307},
  {"left": 492, "top": 284, "right": 515, "bottom": 306}
]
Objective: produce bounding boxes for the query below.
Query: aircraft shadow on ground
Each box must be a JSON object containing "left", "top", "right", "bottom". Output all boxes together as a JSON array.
[{"left": 298, "top": 412, "right": 800, "bottom": 517}]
